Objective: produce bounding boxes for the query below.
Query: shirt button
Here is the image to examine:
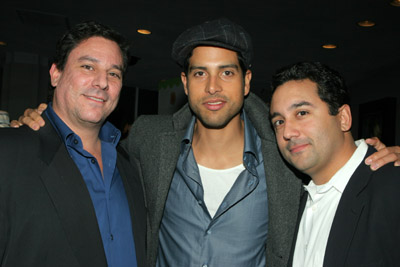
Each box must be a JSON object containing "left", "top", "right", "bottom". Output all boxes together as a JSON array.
[
  {"left": 312, "top": 205, "right": 317, "bottom": 211},
  {"left": 206, "top": 230, "right": 212, "bottom": 235},
  {"left": 110, "top": 234, "right": 114, "bottom": 240},
  {"left": 248, "top": 179, "right": 254, "bottom": 186},
  {"left": 202, "top": 264, "right": 208, "bottom": 267},
  {"left": 73, "top": 139, "right": 78, "bottom": 145},
  {"left": 91, "top": 158, "right": 96, "bottom": 164},
  {"left": 198, "top": 200, "right": 202, "bottom": 205}
]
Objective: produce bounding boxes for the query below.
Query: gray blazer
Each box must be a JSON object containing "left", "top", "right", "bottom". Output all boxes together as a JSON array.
[{"left": 124, "top": 93, "right": 303, "bottom": 267}]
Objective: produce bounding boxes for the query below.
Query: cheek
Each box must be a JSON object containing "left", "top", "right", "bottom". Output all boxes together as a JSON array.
[
  {"left": 109, "top": 84, "right": 122, "bottom": 101},
  {"left": 273, "top": 129, "right": 286, "bottom": 147}
]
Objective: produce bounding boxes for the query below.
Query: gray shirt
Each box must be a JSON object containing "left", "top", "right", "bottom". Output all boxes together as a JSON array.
[{"left": 157, "top": 111, "right": 269, "bottom": 267}]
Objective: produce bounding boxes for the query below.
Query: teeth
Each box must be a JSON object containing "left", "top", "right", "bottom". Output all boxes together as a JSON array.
[
  {"left": 208, "top": 101, "right": 222, "bottom": 105},
  {"left": 88, "top": 96, "right": 105, "bottom": 102}
]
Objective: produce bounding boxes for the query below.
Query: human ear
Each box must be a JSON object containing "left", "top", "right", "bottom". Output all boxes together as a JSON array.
[
  {"left": 338, "top": 104, "right": 352, "bottom": 132},
  {"left": 244, "top": 70, "right": 252, "bottom": 96},
  {"left": 181, "top": 72, "right": 188, "bottom": 96},
  {"left": 49, "top": 64, "right": 62, "bottom": 87}
]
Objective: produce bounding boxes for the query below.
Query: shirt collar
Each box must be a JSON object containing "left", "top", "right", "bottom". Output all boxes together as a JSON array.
[
  {"left": 45, "top": 102, "right": 121, "bottom": 147},
  {"left": 305, "top": 139, "right": 369, "bottom": 199},
  {"left": 180, "top": 110, "right": 260, "bottom": 164}
]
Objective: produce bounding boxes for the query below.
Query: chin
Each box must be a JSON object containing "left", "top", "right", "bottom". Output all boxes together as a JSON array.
[
  {"left": 199, "top": 117, "right": 232, "bottom": 129},
  {"left": 79, "top": 114, "right": 106, "bottom": 125}
]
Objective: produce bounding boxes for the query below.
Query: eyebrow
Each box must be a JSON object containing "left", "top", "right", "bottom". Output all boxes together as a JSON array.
[
  {"left": 189, "top": 64, "right": 239, "bottom": 72},
  {"left": 78, "top": 56, "right": 123, "bottom": 72},
  {"left": 270, "top": 101, "right": 313, "bottom": 120}
]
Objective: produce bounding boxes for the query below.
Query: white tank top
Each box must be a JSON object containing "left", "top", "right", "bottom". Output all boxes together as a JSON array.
[{"left": 198, "top": 163, "right": 245, "bottom": 217}]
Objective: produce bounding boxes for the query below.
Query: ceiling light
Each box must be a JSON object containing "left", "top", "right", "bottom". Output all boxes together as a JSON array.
[
  {"left": 322, "top": 44, "right": 337, "bottom": 49},
  {"left": 0, "top": 41, "right": 6, "bottom": 46},
  {"left": 390, "top": 0, "right": 400, "bottom": 6},
  {"left": 358, "top": 20, "right": 375, "bottom": 27},
  {"left": 137, "top": 29, "right": 151, "bottom": 35}
]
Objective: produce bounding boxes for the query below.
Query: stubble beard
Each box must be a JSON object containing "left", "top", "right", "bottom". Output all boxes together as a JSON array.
[{"left": 189, "top": 96, "right": 244, "bottom": 130}]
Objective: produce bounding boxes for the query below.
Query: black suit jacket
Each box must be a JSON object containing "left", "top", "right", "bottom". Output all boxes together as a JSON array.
[
  {"left": 288, "top": 146, "right": 400, "bottom": 267},
  {"left": 0, "top": 115, "right": 146, "bottom": 266}
]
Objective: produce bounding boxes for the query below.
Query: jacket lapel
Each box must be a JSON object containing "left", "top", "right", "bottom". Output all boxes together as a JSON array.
[
  {"left": 288, "top": 190, "right": 308, "bottom": 266},
  {"left": 244, "top": 94, "right": 303, "bottom": 263},
  {"left": 323, "top": 147, "right": 375, "bottom": 267},
  {"left": 117, "top": 145, "right": 146, "bottom": 267},
  {"left": 152, "top": 130, "right": 185, "bottom": 229},
  {"left": 38, "top": 115, "right": 107, "bottom": 266},
  {"left": 149, "top": 104, "right": 192, "bottom": 232}
]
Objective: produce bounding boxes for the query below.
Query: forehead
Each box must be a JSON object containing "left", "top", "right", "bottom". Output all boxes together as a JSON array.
[
  {"left": 189, "top": 46, "right": 239, "bottom": 65},
  {"left": 271, "top": 79, "right": 321, "bottom": 110},
  {"left": 68, "top": 36, "right": 123, "bottom": 64}
]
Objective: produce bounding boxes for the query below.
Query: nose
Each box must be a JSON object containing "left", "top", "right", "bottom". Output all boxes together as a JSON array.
[
  {"left": 282, "top": 119, "right": 300, "bottom": 141},
  {"left": 93, "top": 71, "right": 109, "bottom": 90},
  {"left": 206, "top": 75, "right": 222, "bottom": 95}
]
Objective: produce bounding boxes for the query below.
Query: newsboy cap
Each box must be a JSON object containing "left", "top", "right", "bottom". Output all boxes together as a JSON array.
[{"left": 171, "top": 18, "right": 253, "bottom": 68}]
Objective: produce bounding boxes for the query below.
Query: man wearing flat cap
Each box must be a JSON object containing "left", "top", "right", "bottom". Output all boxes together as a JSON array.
[{"left": 126, "top": 17, "right": 301, "bottom": 267}]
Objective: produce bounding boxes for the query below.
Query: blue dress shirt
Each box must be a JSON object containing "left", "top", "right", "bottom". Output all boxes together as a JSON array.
[
  {"left": 45, "top": 103, "right": 137, "bottom": 267},
  {"left": 157, "top": 110, "right": 269, "bottom": 267}
]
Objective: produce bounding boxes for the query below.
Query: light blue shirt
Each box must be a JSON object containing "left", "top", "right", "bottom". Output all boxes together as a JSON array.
[{"left": 157, "top": 110, "right": 269, "bottom": 267}]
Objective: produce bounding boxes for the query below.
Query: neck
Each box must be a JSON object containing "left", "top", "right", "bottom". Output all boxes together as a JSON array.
[
  {"left": 192, "top": 115, "right": 244, "bottom": 169},
  {"left": 54, "top": 109, "right": 104, "bottom": 174}
]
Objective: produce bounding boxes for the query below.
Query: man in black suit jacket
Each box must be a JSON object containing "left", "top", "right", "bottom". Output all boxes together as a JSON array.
[
  {"left": 269, "top": 61, "right": 400, "bottom": 266},
  {"left": 0, "top": 22, "right": 146, "bottom": 266}
]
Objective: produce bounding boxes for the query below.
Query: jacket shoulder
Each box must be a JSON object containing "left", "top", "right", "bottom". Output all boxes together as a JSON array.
[{"left": 0, "top": 126, "right": 40, "bottom": 150}]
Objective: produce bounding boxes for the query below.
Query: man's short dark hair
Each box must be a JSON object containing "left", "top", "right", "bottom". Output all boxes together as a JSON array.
[
  {"left": 53, "top": 21, "right": 130, "bottom": 73},
  {"left": 270, "top": 61, "right": 350, "bottom": 115}
]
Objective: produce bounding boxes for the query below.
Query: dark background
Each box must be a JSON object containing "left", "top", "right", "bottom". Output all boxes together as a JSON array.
[{"left": 0, "top": 0, "right": 399, "bottom": 143}]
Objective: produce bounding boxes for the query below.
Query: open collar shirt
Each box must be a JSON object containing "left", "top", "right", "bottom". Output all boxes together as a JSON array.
[
  {"left": 45, "top": 103, "right": 137, "bottom": 267},
  {"left": 293, "top": 139, "right": 368, "bottom": 267},
  {"left": 157, "top": 110, "right": 269, "bottom": 267}
]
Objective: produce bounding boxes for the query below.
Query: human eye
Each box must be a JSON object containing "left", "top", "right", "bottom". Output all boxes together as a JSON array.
[
  {"left": 109, "top": 71, "right": 122, "bottom": 80},
  {"left": 222, "top": 70, "right": 234, "bottom": 76},
  {"left": 272, "top": 119, "right": 284, "bottom": 128},
  {"left": 297, "top": 110, "right": 309, "bottom": 117},
  {"left": 81, "top": 64, "right": 94, "bottom": 70},
  {"left": 193, "top": 71, "right": 205, "bottom": 77}
]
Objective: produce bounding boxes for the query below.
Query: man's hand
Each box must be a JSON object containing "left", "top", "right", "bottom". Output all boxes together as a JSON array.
[
  {"left": 365, "top": 137, "right": 400, "bottom": 170},
  {"left": 10, "top": 103, "right": 48, "bottom": 131}
]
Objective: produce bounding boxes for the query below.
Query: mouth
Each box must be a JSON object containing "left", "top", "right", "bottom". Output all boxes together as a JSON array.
[
  {"left": 203, "top": 99, "right": 226, "bottom": 111},
  {"left": 85, "top": 95, "right": 106, "bottom": 103},
  {"left": 288, "top": 143, "right": 309, "bottom": 154}
]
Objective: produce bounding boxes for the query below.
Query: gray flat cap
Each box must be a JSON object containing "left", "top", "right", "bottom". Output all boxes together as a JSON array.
[{"left": 171, "top": 18, "right": 253, "bottom": 68}]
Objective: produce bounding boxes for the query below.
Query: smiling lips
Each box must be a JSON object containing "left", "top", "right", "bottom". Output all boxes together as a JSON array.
[
  {"left": 203, "top": 99, "right": 226, "bottom": 111},
  {"left": 85, "top": 95, "right": 106, "bottom": 103},
  {"left": 288, "top": 143, "right": 309, "bottom": 154}
]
